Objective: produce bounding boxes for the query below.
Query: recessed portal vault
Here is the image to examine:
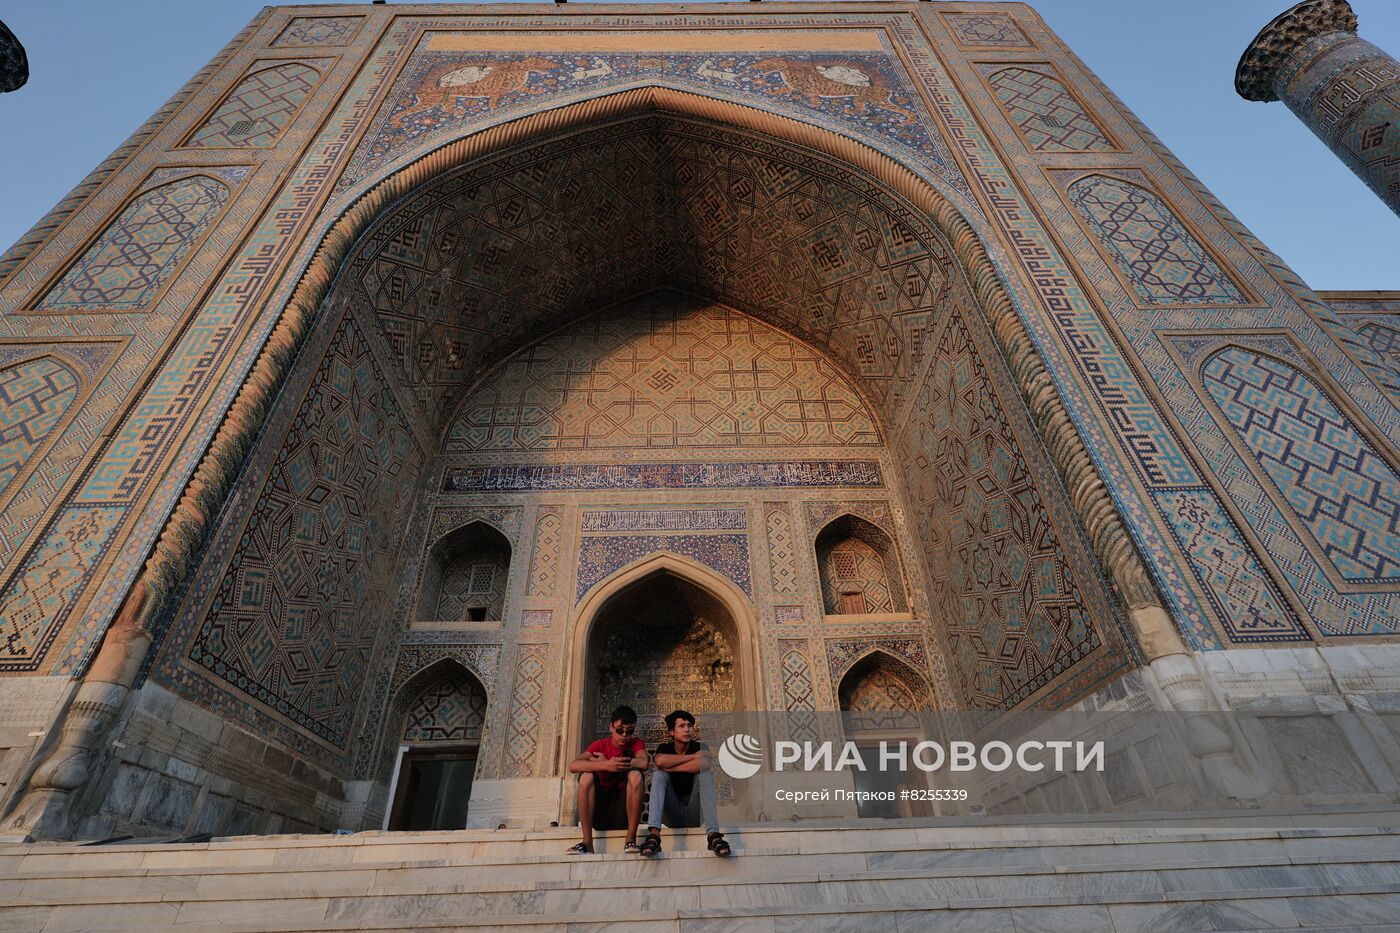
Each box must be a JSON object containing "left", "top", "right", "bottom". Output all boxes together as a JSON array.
[{"left": 585, "top": 569, "right": 737, "bottom": 748}]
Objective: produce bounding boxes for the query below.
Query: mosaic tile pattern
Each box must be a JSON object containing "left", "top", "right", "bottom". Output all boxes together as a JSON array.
[
  {"left": 826, "top": 637, "right": 927, "bottom": 683},
  {"left": 35, "top": 175, "right": 230, "bottom": 311},
  {"left": 428, "top": 506, "right": 522, "bottom": 545},
  {"left": 350, "top": 120, "right": 955, "bottom": 428},
  {"left": 983, "top": 65, "right": 1114, "bottom": 152},
  {"left": 185, "top": 317, "right": 422, "bottom": 747},
  {"left": 838, "top": 652, "right": 927, "bottom": 732},
  {"left": 526, "top": 511, "right": 561, "bottom": 597},
  {"left": 575, "top": 534, "right": 751, "bottom": 602},
  {"left": 0, "top": 506, "right": 124, "bottom": 671},
  {"left": 0, "top": 357, "right": 80, "bottom": 501},
  {"left": 817, "top": 532, "right": 899, "bottom": 615},
  {"left": 774, "top": 605, "right": 805, "bottom": 624},
  {"left": 520, "top": 609, "right": 551, "bottom": 629},
  {"left": 1154, "top": 488, "right": 1307, "bottom": 641},
  {"left": 942, "top": 12, "right": 1034, "bottom": 48},
  {"left": 402, "top": 666, "right": 488, "bottom": 742},
  {"left": 503, "top": 644, "right": 548, "bottom": 776},
  {"left": 339, "top": 47, "right": 968, "bottom": 202},
  {"left": 898, "top": 311, "right": 1106, "bottom": 710},
  {"left": 1202, "top": 347, "right": 1400, "bottom": 584},
  {"left": 272, "top": 16, "right": 362, "bottom": 48},
  {"left": 1066, "top": 174, "right": 1247, "bottom": 307},
  {"left": 185, "top": 62, "right": 320, "bottom": 149},
  {"left": 1353, "top": 320, "right": 1400, "bottom": 372},
  {"left": 765, "top": 505, "right": 801, "bottom": 595},
  {"left": 779, "top": 641, "right": 818, "bottom": 743},
  {"left": 448, "top": 300, "right": 880, "bottom": 451},
  {"left": 445, "top": 461, "right": 883, "bottom": 492}
]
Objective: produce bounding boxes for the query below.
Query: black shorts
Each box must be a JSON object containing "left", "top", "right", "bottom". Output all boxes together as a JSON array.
[{"left": 591, "top": 784, "right": 630, "bottom": 831}]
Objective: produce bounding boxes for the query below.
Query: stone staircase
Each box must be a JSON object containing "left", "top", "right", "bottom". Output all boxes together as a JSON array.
[{"left": 4, "top": 810, "right": 1400, "bottom": 932}]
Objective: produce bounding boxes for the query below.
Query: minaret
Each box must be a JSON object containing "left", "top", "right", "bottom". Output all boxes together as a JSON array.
[
  {"left": 1237, "top": 0, "right": 1400, "bottom": 217},
  {"left": 0, "top": 19, "right": 27, "bottom": 93}
]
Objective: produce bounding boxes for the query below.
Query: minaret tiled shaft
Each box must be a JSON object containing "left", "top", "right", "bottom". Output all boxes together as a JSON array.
[{"left": 1238, "top": 0, "right": 1400, "bottom": 216}]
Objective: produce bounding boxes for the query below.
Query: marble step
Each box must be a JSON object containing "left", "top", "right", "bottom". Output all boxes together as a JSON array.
[
  {"left": 4, "top": 821, "right": 1397, "bottom": 877},
  {"left": 8, "top": 855, "right": 1399, "bottom": 908},
  {"left": 5, "top": 830, "right": 1399, "bottom": 895},
  {"left": 11, "top": 884, "right": 1400, "bottom": 933}
]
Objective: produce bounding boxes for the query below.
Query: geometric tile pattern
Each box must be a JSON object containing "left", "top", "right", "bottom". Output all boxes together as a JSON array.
[
  {"left": 817, "top": 533, "right": 898, "bottom": 615},
  {"left": 447, "top": 298, "right": 880, "bottom": 451},
  {"left": 526, "top": 511, "right": 561, "bottom": 597},
  {"left": 826, "top": 637, "right": 928, "bottom": 684},
  {"left": 272, "top": 16, "right": 362, "bottom": 48},
  {"left": 765, "top": 505, "right": 801, "bottom": 595},
  {"left": 781, "top": 644, "right": 817, "bottom": 712},
  {"left": 435, "top": 553, "right": 506, "bottom": 621},
  {"left": 1355, "top": 320, "right": 1400, "bottom": 371},
  {"left": 839, "top": 657, "right": 922, "bottom": 712},
  {"left": 838, "top": 652, "right": 927, "bottom": 733},
  {"left": 503, "top": 644, "right": 548, "bottom": 777},
  {"left": 941, "top": 12, "right": 1034, "bottom": 48},
  {"left": 780, "top": 641, "right": 818, "bottom": 743},
  {"left": 402, "top": 666, "right": 489, "bottom": 742},
  {"left": 185, "top": 316, "right": 420, "bottom": 747},
  {"left": 984, "top": 66, "right": 1114, "bottom": 152},
  {"left": 898, "top": 311, "right": 1104, "bottom": 710},
  {"left": 35, "top": 176, "right": 230, "bottom": 311},
  {"left": 185, "top": 62, "right": 320, "bottom": 149},
  {"left": 1154, "top": 488, "right": 1308, "bottom": 641},
  {"left": 353, "top": 119, "right": 954, "bottom": 429},
  {"left": 1202, "top": 347, "right": 1400, "bottom": 584},
  {"left": 1067, "top": 174, "right": 1247, "bottom": 306},
  {"left": 0, "top": 357, "right": 80, "bottom": 501},
  {"left": 575, "top": 534, "right": 751, "bottom": 602},
  {"left": 0, "top": 505, "right": 124, "bottom": 671}
]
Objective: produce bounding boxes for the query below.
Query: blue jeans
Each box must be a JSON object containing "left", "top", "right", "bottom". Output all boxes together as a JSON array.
[{"left": 647, "top": 767, "right": 719, "bottom": 834}]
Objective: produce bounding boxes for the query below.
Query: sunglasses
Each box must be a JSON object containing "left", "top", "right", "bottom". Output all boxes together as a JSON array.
[{"left": 612, "top": 724, "right": 636, "bottom": 735}]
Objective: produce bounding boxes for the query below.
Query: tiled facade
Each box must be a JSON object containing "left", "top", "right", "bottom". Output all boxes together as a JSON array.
[{"left": 1, "top": 3, "right": 1397, "bottom": 836}]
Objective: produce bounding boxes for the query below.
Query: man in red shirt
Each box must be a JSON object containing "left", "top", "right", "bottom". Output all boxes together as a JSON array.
[{"left": 566, "top": 704, "right": 648, "bottom": 854}]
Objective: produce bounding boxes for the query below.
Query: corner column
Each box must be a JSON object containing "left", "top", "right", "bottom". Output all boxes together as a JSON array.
[{"left": 1237, "top": 0, "right": 1400, "bottom": 216}]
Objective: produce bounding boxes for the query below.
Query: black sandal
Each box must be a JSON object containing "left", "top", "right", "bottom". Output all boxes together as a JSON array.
[
  {"left": 639, "top": 830, "right": 662, "bottom": 857},
  {"left": 706, "top": 832, "right": 732, "bottom": 857},
  {"left": 565, "top": 842, "right": 593, "bottom": 855}
]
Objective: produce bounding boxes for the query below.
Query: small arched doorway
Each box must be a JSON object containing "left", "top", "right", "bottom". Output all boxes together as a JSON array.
[
  {"left": 386, "top": 660, "right": 489, "bottom": 830},
  {"left": 837, "top": 650, "right": 935, "bottom": 818}
]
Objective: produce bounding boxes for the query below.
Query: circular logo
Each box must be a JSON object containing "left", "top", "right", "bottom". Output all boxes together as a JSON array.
[{"left": 718, "top": 733, "right": 763, "bottom": 779}]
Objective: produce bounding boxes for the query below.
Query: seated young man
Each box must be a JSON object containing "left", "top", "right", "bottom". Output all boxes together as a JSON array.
[
  {"left": 566, "top": 704, "right": 648, "bottom": 854},
  {"left": 640, "top": 709, "right": 731, "bottom": 857}
]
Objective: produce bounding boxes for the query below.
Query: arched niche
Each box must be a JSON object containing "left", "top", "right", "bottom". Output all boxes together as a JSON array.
[
  {"left": 565, "top": 554, "right": 759, "bottom": 761},
  {"left": 815, "top": 515, "right": 909, "bottom": 617},
  {"left": 384, "top": 658, "right": 489, "bottom": 831},
  {"left": 417, "top": 521, "right": 512, "bottom": 623},
  {"left": 837, "top": 649, "right": 932, "bottom": 734},
  {"left": 836, "top": 649, "right": 935, "bottom": 818}
]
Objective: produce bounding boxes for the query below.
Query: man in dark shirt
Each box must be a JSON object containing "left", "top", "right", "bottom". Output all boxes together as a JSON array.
[
  {"left": 566, "top": 704, "right": 648, "bottom": 854},
  {"left": 640, "top": 709, "right": 730, "bottom": 857}
]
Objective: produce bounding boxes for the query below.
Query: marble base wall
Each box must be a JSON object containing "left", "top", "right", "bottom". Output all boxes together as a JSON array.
[{"left": 75, "top": 683, "right": 348, "bottom": 838}]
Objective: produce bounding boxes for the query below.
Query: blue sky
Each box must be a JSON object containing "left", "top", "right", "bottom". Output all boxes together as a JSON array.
[{"left": 1, "top": 1, "right": 1396, "bottom": 289}]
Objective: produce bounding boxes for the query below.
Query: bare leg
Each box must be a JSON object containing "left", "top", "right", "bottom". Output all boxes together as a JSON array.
[
  {"left": 624, "top": 769, "right": 644, "bottom": 844},
  {"left": 577, "top": 772, "right": 596, "bottom": 849}
]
